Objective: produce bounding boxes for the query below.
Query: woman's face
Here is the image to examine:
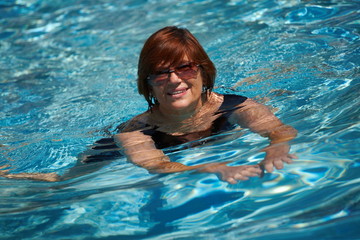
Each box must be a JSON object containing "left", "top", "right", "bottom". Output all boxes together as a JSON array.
[{"left": 150, "top": 57, "right": 204, "bottom": 116}]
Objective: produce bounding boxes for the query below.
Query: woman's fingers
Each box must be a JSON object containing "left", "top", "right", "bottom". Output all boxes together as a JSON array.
[
  {"left": 226, "top": 177, "right": 237, "bottom": 184},
  {"left": 273, "top": 159, "right": 284, "bottom": 170},
  {"left": 235, "top": 173, "right": 249, "bottom": 180},
  {"left": 222, "top": 165, "right": 261, "bottom": 184},
  {"left": 282, "top": 157, "right": 293, "bottom": 164},
  {"left": 263, "top": 153, "right": 297, "bottom": 172},
  {"left": 264, "top": 161, "right": 274, "bottom": 173},
  {"left": 223, "top": 153, "right": 297, "bottom": 184}
]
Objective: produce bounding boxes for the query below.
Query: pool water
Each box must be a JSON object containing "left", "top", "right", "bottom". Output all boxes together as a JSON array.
[{"left": 1, "top": 0, "right": 359, "bottom": 239}]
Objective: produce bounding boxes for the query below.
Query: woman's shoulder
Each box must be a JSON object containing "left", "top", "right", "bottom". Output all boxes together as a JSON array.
[
  {"left": 116, "top": 111, "right": 151, "bottom": 133},
  {"left": 222, "top": 93, "right": 248, "bottom": 104},
  {"left": 212, "top": 92, "right": 248, "bottom": 110}
]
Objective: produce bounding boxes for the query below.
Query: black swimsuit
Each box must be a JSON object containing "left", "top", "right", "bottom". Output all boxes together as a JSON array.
[
  {"left": 81, "top": 94, "right": 247, "bottom": 163},
  {"left": 141, "top": 94, "right": 247, "bottom": 149}
]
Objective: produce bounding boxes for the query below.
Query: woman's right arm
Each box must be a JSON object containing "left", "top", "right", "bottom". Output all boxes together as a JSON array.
[
  {"left": 114, "top": 130, "right": 262, "bottom": 183},
  {"left": 114, "top": 131, "right": 196, "bottom": 173}
]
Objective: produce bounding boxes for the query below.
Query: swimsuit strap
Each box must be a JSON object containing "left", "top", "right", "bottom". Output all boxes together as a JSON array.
[{"left": 217, "top": 94, "right": 247, "bottom": 113}]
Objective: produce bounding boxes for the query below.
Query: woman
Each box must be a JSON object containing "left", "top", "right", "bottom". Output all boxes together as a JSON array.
[
  {"left": 0, "top": 26, "right": 297, "bottom": 184},
  {"left": 113, "top": 26, "right": 297, "bottom": 184}
]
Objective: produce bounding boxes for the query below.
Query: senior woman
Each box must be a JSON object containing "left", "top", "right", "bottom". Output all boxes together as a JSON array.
[
  {"left": 114, "top": 26, "right": 297, "bottom": 184},
  {"left": 0, "top": 26, "right": 297, "bottom": 184}
]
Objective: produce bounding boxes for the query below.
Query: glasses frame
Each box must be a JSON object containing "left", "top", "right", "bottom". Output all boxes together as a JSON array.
[{"left": 147, "top": 62, "right": 200, "bottom": 86}]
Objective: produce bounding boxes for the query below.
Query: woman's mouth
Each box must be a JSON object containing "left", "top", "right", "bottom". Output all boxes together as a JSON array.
[{"left": 168, "top": 88, "right": 188, "bottom": 97}]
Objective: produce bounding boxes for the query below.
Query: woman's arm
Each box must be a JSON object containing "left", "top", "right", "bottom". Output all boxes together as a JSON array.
[
  {"left": 229, "top": 98, "right": 298, "bottom": 173},
  {"left": 114, "top": 131, "right": 206, "bottom": 172},
  {"left": 0, "top": 166, "right": 60, "bottom": 181},
  {"left": 114, "top": 130, "right": 262, "bottom": 184},
  {"left": 0, "top": 138, "right": 122, "bottom": 182}
]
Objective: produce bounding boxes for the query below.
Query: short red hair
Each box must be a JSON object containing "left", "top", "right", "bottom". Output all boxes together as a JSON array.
[{"left": 137, "top": 26, "right": 216, "bottom": 107}]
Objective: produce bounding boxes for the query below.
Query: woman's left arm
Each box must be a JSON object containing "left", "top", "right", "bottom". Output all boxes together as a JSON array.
[{"left": 229, "top": 98, "right": 298, "bottom": 173}]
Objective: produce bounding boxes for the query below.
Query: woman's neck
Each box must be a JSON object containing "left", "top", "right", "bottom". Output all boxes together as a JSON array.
[
  {"left": 148, "top": 93, "right": 222, "bottom": 132},
  {"left": 157, "top": 92, "right": 209, "bottom": 122},
  {"left": 148, "top": 92, "right": 222, "bottom": 134}
]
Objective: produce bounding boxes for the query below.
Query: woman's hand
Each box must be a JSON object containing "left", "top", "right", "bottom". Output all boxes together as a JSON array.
[
  {"left": 0, "top": 165, "right": 60, "bottom": 182},
  {"left": 260, "top": 142, "right": 297, "bottom": 173},
  {"left": 202, "top": 163, "right": 262, "bottom": 184},
  {"left": 230, "top": 98, "right": 297, "bottom": 174},
  {"left": 218, "top": 165, "right": 263, "bottom": 184}
]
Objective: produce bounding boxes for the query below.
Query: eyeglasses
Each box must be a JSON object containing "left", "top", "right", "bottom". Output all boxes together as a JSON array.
[{"left": 147, "top": 62, "right": 200, "bottom": 86}]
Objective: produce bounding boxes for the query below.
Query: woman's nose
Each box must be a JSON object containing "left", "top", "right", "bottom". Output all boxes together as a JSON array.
[{"left": 168, "top": 71, "right": 181, "bottom": 83}]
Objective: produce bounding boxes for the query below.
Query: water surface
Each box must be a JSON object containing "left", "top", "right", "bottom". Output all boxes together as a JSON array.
[{"left": 0, "top": 0, "right": 359, "bottom": 239}]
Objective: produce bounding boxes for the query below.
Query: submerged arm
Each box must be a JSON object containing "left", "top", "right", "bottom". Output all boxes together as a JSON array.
[
  {"left": 114, "top": 130, "right": 262, "bottom": 184},
  {"left": 230, "top": 98, "right": 298, "bottom": 172},
  {"left": 0, "top": 166, "right": 60, "bottom": 182},
  {"left": 0, "top": 138, "right": 121, "bottom": 182},
  {"left": 114, "top": 131, "right": 196, "bottom": 173}
]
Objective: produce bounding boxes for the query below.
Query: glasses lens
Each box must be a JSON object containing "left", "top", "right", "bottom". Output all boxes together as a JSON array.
[
  {"left": 148, "top": 63, "right": 199, "bottom": 86},
  {"left": 148, "top": 73, "right": 168, "bottom": 86},
  {"left": 175, "top": 63, "right": 198, "bottom": 79}
]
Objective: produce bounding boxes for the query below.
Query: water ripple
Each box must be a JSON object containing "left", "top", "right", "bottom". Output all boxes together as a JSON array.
[{"left": 0, "top": 0, "right": 359, "bottom": 239}]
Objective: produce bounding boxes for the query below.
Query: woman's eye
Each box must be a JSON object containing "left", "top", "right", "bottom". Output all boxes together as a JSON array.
[
  {"left": 177, "top": 64, "right": 191, "bottom": 71},
  {"left": 155, "top": 70, "right": 169, "bottom": 75},
  {"left": 155, "top": 73, "right": 168, "bottom": 80}
]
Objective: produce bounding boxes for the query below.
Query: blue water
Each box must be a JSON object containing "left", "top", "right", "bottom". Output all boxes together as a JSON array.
[{"left": 1, "top": 0, "right": 359, "bottom": 239}]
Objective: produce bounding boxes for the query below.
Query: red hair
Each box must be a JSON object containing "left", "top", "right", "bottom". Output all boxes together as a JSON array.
[{"left": 137, "top": 26, "right": 216, "bottom": 107}]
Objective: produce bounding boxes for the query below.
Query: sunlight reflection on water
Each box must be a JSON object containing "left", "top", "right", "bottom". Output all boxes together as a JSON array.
[{"left": 0, "top": 0, "right": 359, "bottom": 239}]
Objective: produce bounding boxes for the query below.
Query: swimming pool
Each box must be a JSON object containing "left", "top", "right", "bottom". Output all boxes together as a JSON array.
[{"left": 1, "top": 0, "right": 359, "bottom": 239}]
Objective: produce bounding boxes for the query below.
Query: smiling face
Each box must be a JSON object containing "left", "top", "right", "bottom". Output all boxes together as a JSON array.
[
  {"left": 150, "top": 57, "right": 204, "bottom": 116},
  {"left": 137, "top": 26, "right": 216, "bottom": 110}
]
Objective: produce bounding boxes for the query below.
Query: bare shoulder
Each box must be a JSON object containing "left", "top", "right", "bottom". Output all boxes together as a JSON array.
[
  {"left": 233, "top": 97, "right": 273, "bottom": 117},
  {"left": 117, "top": 111, "right": 151, "bottom": 133},
  {"left": 239, "top": 98, "right": 263, "bottom": 108},
  {"left": 210, "top": 91, "right": 224, "bottom": 104},
  {"left": 230, "top": 97, "right": 283, "bottom": 130}
]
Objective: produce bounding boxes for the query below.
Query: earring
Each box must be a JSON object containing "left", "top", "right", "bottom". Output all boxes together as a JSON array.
[{"left": 148, "top": 92, "right": 158, "bottom": 109}]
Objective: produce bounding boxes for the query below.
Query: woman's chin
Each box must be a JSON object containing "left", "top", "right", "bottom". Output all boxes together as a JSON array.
[
  {"left": 169, "top": 101, "right": 191, "bottom": 111},
  {"left": 158, "top": 89, "right": 203, "bottom": 113},
  {"left": 162, "top": 99, "right": 196, "bottom": 113}
]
